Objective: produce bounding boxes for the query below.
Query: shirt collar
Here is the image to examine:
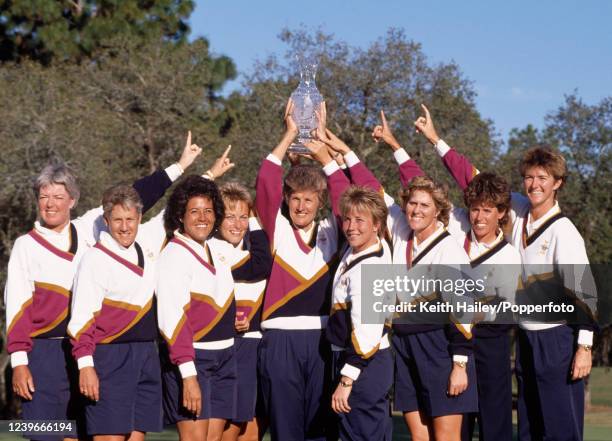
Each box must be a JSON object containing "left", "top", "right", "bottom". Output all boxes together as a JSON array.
[
  {"left": 174, "top": 229, "right": 209, "bottom": 259},
  {"left": 34, "top": 220, "right": 71, "bottom": 237},
  {"left": 470, "top": 229, "right": 504, "bottom": 250},
  {"left": 413, "top": 221, "right": 445, "bottom": 253},
  {"left": 527, "top": 201, "right": 561, "bottom": 234},
  {"left": 346, "top": 238, "right": 381, "bottom": 265},
  {"left": 100, "top": 230, "right": 134, "bottom": 251}
]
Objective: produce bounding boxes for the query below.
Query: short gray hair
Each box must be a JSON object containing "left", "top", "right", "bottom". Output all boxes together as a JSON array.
[
  {"left": 102, "top": 184, "right": 143, "bottom": 219},
  {"left": 35, "top": 163, "right": 80, "bottom": 205}
]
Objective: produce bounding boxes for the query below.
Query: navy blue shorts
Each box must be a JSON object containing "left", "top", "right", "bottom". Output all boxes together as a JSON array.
[
  {"left": 163, "top": 345, "right": 237, "bottom": 423},
  {"left": 85, "top": 341, "right": 162, "bottom": 435},
  {"left": 332, "top": 349, "right": 393, "bottom": 441},
  {"left": 233, "top": 337, "right": 260, "bottom": 422},
  {"left": 20, "top": 338, "right": 86, "bottom": 441},
  {"left": 392, "top": 331, "right": 478, "bottom": 417}
]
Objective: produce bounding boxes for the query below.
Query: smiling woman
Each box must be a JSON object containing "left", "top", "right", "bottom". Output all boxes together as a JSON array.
[
  {"left": 35, "top": 165, "right": 80, "bottom": 232},
  {"left": 5, "top": 132, "right": 201, "bottom": 441},
  {"left": 102, "top": 185, "right": 144, "bottom": 248},
  {"left": 157, "top": 175, "right": 239, "bottom": 441},
  {"left": 253, "top": 100, "right": 342, "bottom": 440}
]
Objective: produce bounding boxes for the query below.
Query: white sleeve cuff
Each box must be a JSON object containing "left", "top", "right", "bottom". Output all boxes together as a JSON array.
[
  {"left": 577, "top": 330, "right": 594, "bottom": 346},
  {"left": 323, "top": 160, "right": 340, "bottom": 176},
  {"left": 453, "top": 354, "right": 468, "bottom": 363},
  {"left": 266, "top": 153, "right": 282, "bottom": 166},
  {"left": 178, "top": 361, "right": 197, "bottom": 378},
  {"left": 343, "top": 151, "right": 360, "bottom": 168},
  {"left": 393, "top": 148, "right": 411, "bottom": 165},
  {"left": 340, "top": 363, "right": 361, "bottom": 381},
  {"left": 165, "top": 163, "right": 184, "bottom": 182},
  {"left": 248, "top": 217, "right": 262, "bottom": 231},
  {"left": 434, "top": 139, "right": 451, "bottom": 157},
  {"left": 10, "top": 351, "right": 28, "bottom": 368},
  {"left": 77, "top": 356, "right": 94, "bottom": 370}
]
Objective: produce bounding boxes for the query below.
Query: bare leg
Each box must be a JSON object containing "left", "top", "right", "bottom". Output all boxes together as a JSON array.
[
  {"left": 206, "top": 418, "right": 227, "bottom": 441},
  {"left": 221, "top": 421, "right": 242, "bottom": 441},
  {"left": 93, "top": 436, "right": 128, "bottom": 441},
  {"left": 237, "top": 418, "right": 261, "bottom": 441},
  {"left": 177, "top": 419, "right": 208, "bottom": 441},
  {"left": 126, "top": 431, "right": 145, "bottom": 441},
  {"left": 432, "top": 414, "right": 462, "bottom": 441},
  {"left": 403, "top": 410, "right": 433, "bottom": 441}
]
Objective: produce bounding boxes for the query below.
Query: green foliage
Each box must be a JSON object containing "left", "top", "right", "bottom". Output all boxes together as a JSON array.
[
  {"left": 0, "top": 36, "right": 237, "bottom": 288},
  {"left": 0, "top": 0, "right": 194, "bottom": 64},
  {"left": 223, "top": 28, "right": 498, "bottom": 200},
  {"left": 500, "top": 95, "right": 611, "bottom": 263}
]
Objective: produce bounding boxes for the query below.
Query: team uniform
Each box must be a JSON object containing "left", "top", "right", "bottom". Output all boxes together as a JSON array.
[
  {"left": 437, "top": 140, "right": 597, "bottom": 441},
  {"left": 207, "top": 217, "right": 272, "bottom": 423},
  {"left": 68, "top": 211, "right": 166, "bottom": 435},
  {"left": 457, "top": 229, "right": 522, "bottom": 441},
  {"left": 327, "top": 239, "right": 393, "bottom": 441},
  {"left": 4, "top": 167, "right": 180, "bottom": 440},
  {"left": 157, "top": 231, "right": 237, "bottom": 423},
  {"left": 255, "top": 154, "right": 349, "bottom": 441},
  {"left": 391, "top": 149, "right": 521, "bottom": 440},
  {"left": 343, "top": 149, "right": 478, "bottom": 417}
]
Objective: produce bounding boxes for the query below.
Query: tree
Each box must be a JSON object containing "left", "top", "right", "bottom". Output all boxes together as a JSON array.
[
  {"left": 0, "top": 35, "right": 236, "bottom": 415},
  {"left": 501, "top": 94, "right": 611, "bottom": 264},
  {"left": 0, "top": 0, "right": 194, "bottom": 64},
  {"left": 224, "top": 28, "right": 498, "bottom": 199}
]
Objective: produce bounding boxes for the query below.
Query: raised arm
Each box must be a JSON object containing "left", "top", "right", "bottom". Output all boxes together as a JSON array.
[
  {"left": 255, "top": 100, "right": 297, "bottom": 238},
  {"left": 414, "top": 105, "right": 479, "bottom": 190},
  {"left": 231, "top": 217, "right": 273, "bottom": 282},
  {"left": 321, "top": 128, "right": 383, "bottom": 192},
  {"left": 134, "top": 131, "right": 203, "bottom": 213},
  {"left": 372, "top": 110, "right": 425, "bottom": 187},
  {"left": 305, "top": 139, "right": 350, "bottom": 220}
]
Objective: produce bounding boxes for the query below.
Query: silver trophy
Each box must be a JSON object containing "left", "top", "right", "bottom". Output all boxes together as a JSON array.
[{"left": 288, "top": 57, "right": 324, "bottom": 154}]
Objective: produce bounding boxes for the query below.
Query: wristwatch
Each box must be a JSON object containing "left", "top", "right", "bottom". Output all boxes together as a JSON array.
[
  {"left": 340, "top": 379, "right": 354, "bottom": 388},
  {"left": 453, "top": 360, "right": 467, "bottom": 369},
  {"left": 578, "top": 344, "right": 592, "bottom": 352}
]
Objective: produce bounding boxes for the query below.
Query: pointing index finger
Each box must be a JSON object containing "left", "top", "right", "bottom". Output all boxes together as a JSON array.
[
  {"left": 421, "top": 104, "right": 431, "bottom": 120},
  {"left": 380, "top": 110, "right": 388, "bottom": 128},
  {"left": 222, "top": 145, "right": 232, "bottom": 158}
]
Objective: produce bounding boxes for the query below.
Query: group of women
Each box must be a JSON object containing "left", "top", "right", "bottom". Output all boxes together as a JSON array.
[{"left": 5, "top": 100, "right": 597, "bottom": 441}]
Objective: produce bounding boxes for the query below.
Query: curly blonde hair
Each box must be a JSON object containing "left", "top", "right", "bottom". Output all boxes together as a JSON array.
[{"left": 399, "top": 176, "right": 451, "bottom": 226}]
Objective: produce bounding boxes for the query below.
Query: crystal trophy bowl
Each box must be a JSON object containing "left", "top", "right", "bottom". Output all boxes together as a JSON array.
[{"left": 289, "top": 58, "right": 323, "bottom": 154}]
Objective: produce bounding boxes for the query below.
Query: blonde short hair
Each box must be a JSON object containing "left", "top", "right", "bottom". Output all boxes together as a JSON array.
[
  {"left": 339, "top": 186, "right": 388, "bottom": 236},
  {"left": 219, "top": 181, "right": 253, "bottom": 211}
]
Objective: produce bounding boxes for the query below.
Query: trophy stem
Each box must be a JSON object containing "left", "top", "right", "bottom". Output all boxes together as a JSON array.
[{"left": 288, "top": 142, "right": 311, "bottom": 154}]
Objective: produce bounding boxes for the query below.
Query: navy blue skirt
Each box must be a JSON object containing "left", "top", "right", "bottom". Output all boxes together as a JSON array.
[
  {"left": 332, "top": 348, "right": 393, "bottom": 441},
  {"left": 85, "top": 341, "right": 162, "bottom": 435},
  {"left": 20, "top": 338, "right": 86, "bottom": 441},
  {"left": 392, "top": 330, "right": 478, "bottom": 417},
  {"left": 163, "top": 345, "right": 237, "bottom": 423}
]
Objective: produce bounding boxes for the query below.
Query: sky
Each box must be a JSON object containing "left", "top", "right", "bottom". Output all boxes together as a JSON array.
[{"left": 190, "top": 0, "right": 611, "bottom": 144}]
